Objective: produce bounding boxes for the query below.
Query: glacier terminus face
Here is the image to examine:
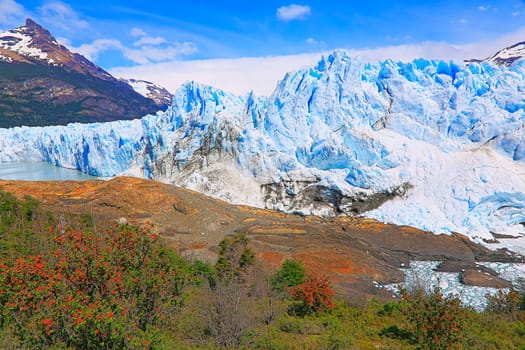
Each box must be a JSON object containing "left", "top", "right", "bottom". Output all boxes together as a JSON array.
[{"left": 1, "top": 50, "right": 525, "bottom": 253}]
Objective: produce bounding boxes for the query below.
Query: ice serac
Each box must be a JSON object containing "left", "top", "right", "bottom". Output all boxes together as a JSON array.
[{"left": 1, "top": 50, "right": 525, "bottom": 251}]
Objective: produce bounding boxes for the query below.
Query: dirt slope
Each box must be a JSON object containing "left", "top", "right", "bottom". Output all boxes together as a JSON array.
[{"left": 0, "top": 177, "right": 520, "bottom": 299}]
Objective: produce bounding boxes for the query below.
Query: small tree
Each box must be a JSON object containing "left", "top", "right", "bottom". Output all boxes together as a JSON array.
[
  {"left": 199, "top": 279, "right": 256, "bottom": 348},
  {"left": 271, "top": 259, "right": 307, "bottom": 294},
  {"left": 215, "top": 233, "right": 255, "bottom": 282},
  {"left": 199, "top": 234, "right": 258, "bottom": 347}
]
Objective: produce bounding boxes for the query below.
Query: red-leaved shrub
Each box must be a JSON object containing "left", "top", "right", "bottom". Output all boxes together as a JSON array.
[
  {"left": 289, "top": 274, "right": 335, "bottom": 316},
  {"left": 0, "top": 223, "right": 185, "bottom": 349}
]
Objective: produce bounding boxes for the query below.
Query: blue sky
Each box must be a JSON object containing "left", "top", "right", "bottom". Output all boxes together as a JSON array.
[{"left": 1, "top": 0, "right": 525, "bottom": 94}]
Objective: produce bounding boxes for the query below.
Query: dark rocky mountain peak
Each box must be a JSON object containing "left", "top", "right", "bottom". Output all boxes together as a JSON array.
[
  {"left": 0, "top": 19, "right": 167, "bottom": 128},
  {"left": 22, "top": 18, "right": 55, "bottom": 42}
]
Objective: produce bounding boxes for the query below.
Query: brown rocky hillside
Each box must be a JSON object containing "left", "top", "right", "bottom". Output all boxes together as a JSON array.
[{"left": 0, "top": 177, "right": 520, "bottom": 299}]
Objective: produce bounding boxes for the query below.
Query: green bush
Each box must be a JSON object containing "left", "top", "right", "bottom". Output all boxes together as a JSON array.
[
  {"left": 278, "top": 316, "right": 305, "bottom": 334},
  {"left": 270, "top": 259, "right": 307, "bottom": 294},
  {"left": 486, "top": 289, "right": 523, "bottom": 321},
  {"left": 378, "top": 301, "right": 403, "bottom": 316},
  {"left": 379, "top": 325, "right": 412, "bottom": 340},
  {"left": 401, "top": 286, "right": 465, "bottom": 350}
]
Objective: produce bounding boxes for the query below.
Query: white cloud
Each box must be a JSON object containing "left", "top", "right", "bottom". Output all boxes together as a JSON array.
[
  {"left": 277, "top": 4, "right": 311, "bottom": 21},
  {"left": 72, "top": 36, "right": 197, "bottom": 65},
  {"left": 305, "top": 38, "right": 315, "bottom": 44},
  {"left": 0, "top": 0, "right": 27, "bottom": 27},
  {"left": 131, "top": 28, "right": 167, "bottom": 47},
  {"left": 457, "top": 26, "right": 525, "bottom": 58},
  {"left": 55, "top": 36, "right": 72, "bottom": 46},
  {"left": 38, "top": 1, "right": 89, "bottom": 31},
  {"left": 385, "top": 34, "right": 413, "bottom": 42},
  {"left": 110, "top": 27, "right": 525, "bottom": 97},
  {"left": 133, "top": 36, "right": 167, "bottom": 47},
  {"left": 74, "top": 39, "right": 124, "bottom": 61},
  {"left": 111, "top": 53, "right": 320, "bottom": 96},
  {"left": 124, "top": 27, "right": 194, "bottom": 63},
  {"left": 123, "top": 42, "right": 198, "bottom": 64},
  {"left": 130, "top": 27, "right": 147, "bottom": 38},
  {"left": 305, "top": 37, "right": 325, "bottom": 48},
  {"left": 478, "top": 5, "right": 489, "bottom": 11}
]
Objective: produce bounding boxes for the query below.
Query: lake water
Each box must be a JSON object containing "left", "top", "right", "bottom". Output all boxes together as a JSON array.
[{"left": 0, "top": 162, "right": 98, "bottom": 181}]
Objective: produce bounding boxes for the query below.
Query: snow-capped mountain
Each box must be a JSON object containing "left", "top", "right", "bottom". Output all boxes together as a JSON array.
[
  {"left": 488, "top": 42, "right": 525, "bottom": 66},
  {"left": 467, "top": 41, "right": 525, "bottom": 66},
  {"left": 0, "top": 19, "right": 163, "bottom": 128},
  {"left": 0, "top": 18, "right": 115, "bottom": 81},
  {"left": 1, "top": 50, "right": 525, "bottom": 252},
  {"left": 121, "top": 78, "right": 173, "bottom": 110},
  {"left": 0, "top": 18, "right": 58, "bottom": 64}
]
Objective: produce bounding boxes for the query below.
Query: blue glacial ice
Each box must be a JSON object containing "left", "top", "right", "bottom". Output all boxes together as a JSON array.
[
  {"left": 383, "top": 261, "right": 525, "bottom": 311},
  {"left": 1, "top": 51, "right": 525, "bottom": 250}
]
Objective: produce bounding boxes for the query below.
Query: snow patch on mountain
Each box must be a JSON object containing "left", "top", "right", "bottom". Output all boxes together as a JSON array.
[
  {"left": 0, "top": 28, "right": 51, "bottom": 62},
  {"left": 122, "top": 78, "right": 173, "bottom": 109},
  {"left": 492, "top": 42, "right": 525, "bottom": 60},
  {"left": 487, "top": 42, "right": 525, "bottom": 66},
  {"left": 126, "top": 79, "right": 151, "bottom": 97}
]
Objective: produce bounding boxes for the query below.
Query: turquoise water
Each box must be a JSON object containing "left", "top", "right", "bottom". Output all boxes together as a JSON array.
[{"left": 0, "top": 162, "right": 98, "bottom": 181}]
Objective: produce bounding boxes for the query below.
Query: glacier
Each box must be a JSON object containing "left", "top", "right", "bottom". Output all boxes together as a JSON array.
[{"left": 1, "top": 50, "right": 525, "bottom": 252}]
